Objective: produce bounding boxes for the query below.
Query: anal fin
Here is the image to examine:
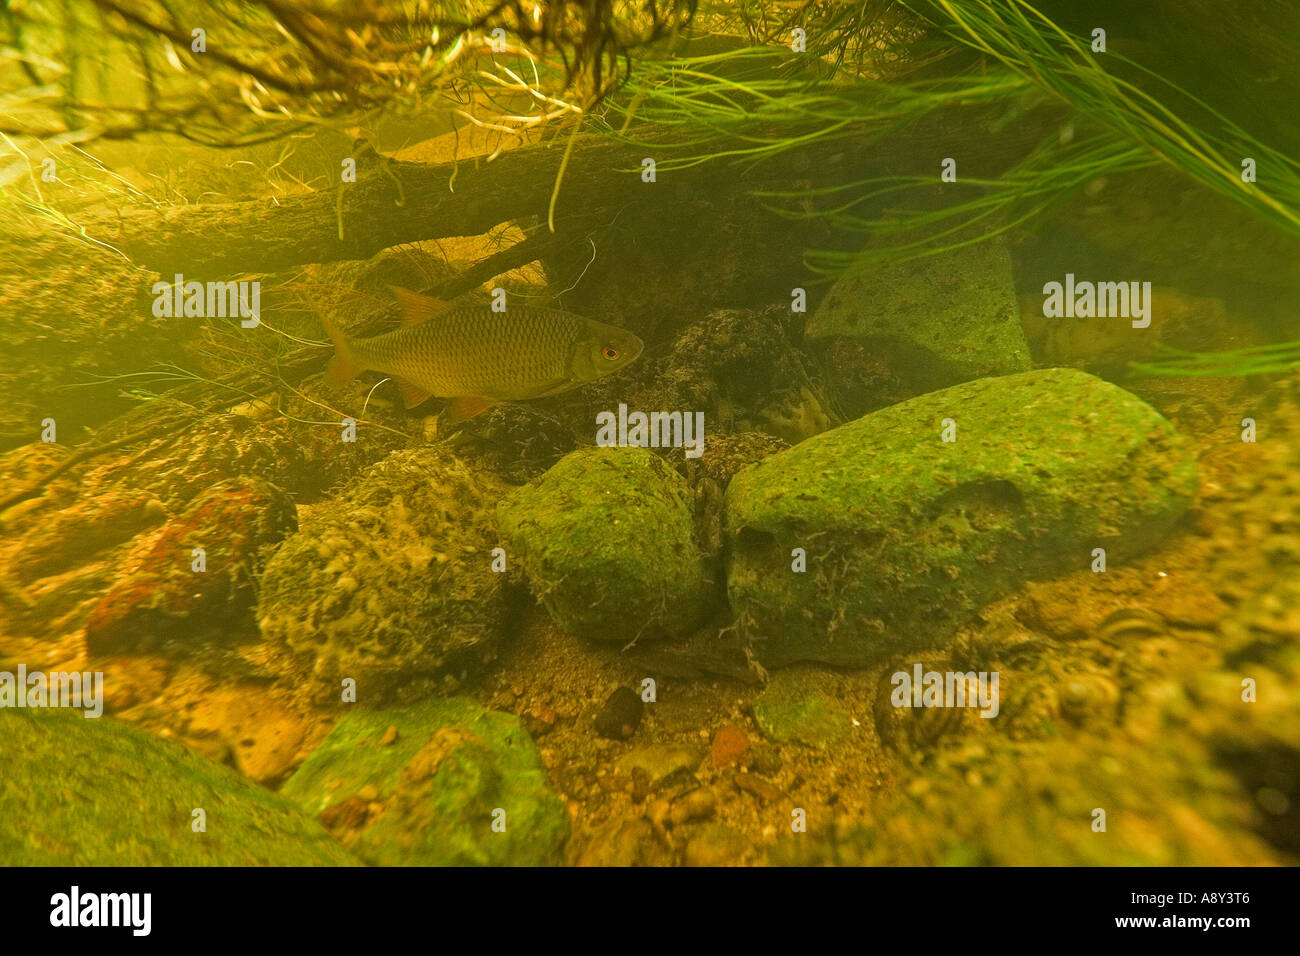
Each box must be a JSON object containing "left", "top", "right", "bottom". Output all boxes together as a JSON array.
[{"left": 443, "top": 396, "right": 497, "bottom": 424}]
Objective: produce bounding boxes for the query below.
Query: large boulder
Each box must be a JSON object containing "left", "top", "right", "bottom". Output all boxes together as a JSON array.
[
  {"left": 258, "top": 448, "right": 508, "bottom": 705},
  {"left": 808, "top": 238, "right": 1031, "bottom": 401},
  {"left": 724, "top": 368, "right": 1198, "bottom": 666},
  {"left": 0, "top": 708, "right": 358, "bottom": 866}
]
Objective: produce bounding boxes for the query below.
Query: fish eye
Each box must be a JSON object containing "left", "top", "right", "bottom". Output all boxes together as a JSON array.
[{"left": 601, "top": 345, "right": 620, "bottom": 360}]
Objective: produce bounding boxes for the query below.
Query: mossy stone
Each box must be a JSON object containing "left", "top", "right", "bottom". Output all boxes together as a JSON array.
[
  {"left": 807, "top": 238, "right": 1031, "bottom": 392},
  {"left": 752, "top": 671, "right": 852, "bottom": 749},
  {"left": 0, "top": 709, "right": 359, "bottom": 866},
  {"left": 725, "top": 368, "right": 1198, "bottom": 666},
  {"left": 497, "top": 447, "right": 710, "bottom": 642},
  {"left": 280, "top": 697, "right": 568, "bottom": 866}
]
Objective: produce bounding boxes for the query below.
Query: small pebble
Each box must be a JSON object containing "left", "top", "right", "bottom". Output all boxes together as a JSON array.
[
  {"left": 356, "top": 784, "right": 380, "bottom": 802},
  {"left": 594, "top": 687, "right": 644, "bottom": 740},
  {"left": 646, "top": 796, "right": 672, "bottom": 827},
  {"left": 711, "top": 725, "right": 749, "bottom": 768},
  {"left": 733, "top": 772, "right": 784, "bottom": 803},
  {"left": 748, "top": 746, "right": 783, "bottom": 776},
  {"left": 669, "top": 787, "right": 717, "bottom": 825},
  {"left": 523, "top": 702, "right": 557, "bottom": 737},
  {"left": 630, "top": 767, "right": 651, "bottom": 804}
]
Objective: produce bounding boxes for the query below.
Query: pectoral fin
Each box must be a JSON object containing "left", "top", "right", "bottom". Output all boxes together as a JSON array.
[{"left": 517, "top": 378, "right": 574, "bottom": 399}]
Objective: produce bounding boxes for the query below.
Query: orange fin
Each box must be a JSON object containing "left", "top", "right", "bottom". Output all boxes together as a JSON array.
[
  {"left": 321, "top": 316, "right": 362, "bottom": 384},
  {"left": 443, "top": 396, "right": 497, "bottom": 424},
  {"left": 392, "top": 377, "right": 434, "bottom": 410},
  {"left": 389, "top": 285, "right": 451, "bottom": 326}
]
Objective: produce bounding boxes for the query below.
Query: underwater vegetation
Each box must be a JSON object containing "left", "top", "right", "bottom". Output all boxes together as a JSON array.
[{"left": 0, "top": 0, "right": 1298, "bottom": 872}]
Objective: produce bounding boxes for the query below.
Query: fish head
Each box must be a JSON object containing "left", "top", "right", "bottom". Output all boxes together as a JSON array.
[{"left": 570, "top": 319, "right": 644, "bottom": 383}]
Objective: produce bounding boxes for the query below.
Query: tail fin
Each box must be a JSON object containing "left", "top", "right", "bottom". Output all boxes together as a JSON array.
[{"left": 321, "top": 316, "right": 362, "bottom": 384}]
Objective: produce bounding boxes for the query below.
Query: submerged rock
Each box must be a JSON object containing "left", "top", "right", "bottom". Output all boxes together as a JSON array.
[
  {"left": 10, "top": 487, "right": 168, "bottom": 583},
  {"left": 710, "top": 725, "right": 749, "bottom": 768},
  {"left": 280, "top": 697, "right": 568, "bottom": 866},
  {"left": 683, "top": 822, "right": 749, "bottom": 867},
  {"left": 497, "top": 447, "right": 712, "bottom": 643},
  {"left": 725, "top": 368, "right": 1198, "bottom": 666},
  {"left": 768, "top": 734, "right": 1276, "bottom": 866},
  {"left": 615, "top": 743, "right": 704, "bottom": 787},
  {"left": 1019, "top": 285, "right": 1255, "bottom": 376},
  {"left": 752, "top": 670, "right": 853, "bottom": 749},
  {"left": 86, "top": 413, "right": 312, "bottom": 511},
  {"left": 437, "top": 402, "right": 577, "bottom": 483},
  {"left": 0, "top": 708, "right": 358, "bottom": 865},
  {"left": 0, "top": 407, "right": 413, "bottom": 644},
  {"left": 258, "top": 447, "right": 508, "bottom": 705},
  {"left": 593, "top": 686, "right": 644, "bottom": 740},
  {"left": 692, "top": 431, "right": 790, "bottom": 488},
  {"left": 808, "top": 239, "right": 1031, "bottom": 409},
  {"left": 85, "top": 477, "right": 297, "bottom": 655},
  {"left": 575, "top": 816, "right": 673, "bottom": 867},
  {"left": 574, "top": 306, "right": 832, "bottom": 448}
]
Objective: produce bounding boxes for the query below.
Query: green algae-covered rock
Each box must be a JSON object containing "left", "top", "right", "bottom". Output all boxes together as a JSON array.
[
  {"left": 0, "top": 709, "right": 359, "bottom": 866},
  {"left": 497, "top": 447, "right": 710, "bottom": 642},
  {"left": 258, "top": 448, "right": 507, "bottom": 705},
  {"left": 752, "top": 670, "right": 853, "bottom": 749},
  {"left": 280, "top": 697, "right": 568, "bottom": 866},
  {"left": 808, "top": 238, "right": 1031, "bottom": 393},
  {"left": 725, "top": 368, "right": 1198, "bottom": 666}
]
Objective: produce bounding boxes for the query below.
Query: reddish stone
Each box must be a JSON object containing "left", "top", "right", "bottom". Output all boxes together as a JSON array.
[
  {"left": 711, "top": 724, "right": 749, "bottom": 768},
  {"left": 85, "top": 478, "right": 296, "bottom": 654},
  {"left": 319, "top": 796, "right": 372, "bottom": 831}
]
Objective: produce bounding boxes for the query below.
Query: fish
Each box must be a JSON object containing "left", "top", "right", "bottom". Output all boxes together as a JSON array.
[{"left": 322, "top": 287, "right": 643, "bottom": 422}]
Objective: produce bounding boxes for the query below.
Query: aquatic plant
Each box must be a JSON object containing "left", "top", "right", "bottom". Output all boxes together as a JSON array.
[
  {"left": 593, "top": 0, "right": 1300, "bottom": 273},
  {"left": 1129, "top": 341, "right": 1300, "bottom": 379},
  {"left": 907, "top": 1, "right": 1300, "bottom": 239}
]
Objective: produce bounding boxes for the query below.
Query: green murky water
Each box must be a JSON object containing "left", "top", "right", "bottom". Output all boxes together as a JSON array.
[{"left": 1, "top": 0, "right": 1297, "bottom": 868}]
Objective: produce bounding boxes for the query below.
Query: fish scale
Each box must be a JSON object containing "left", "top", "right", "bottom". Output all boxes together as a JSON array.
[{"left": 355, "top": 307, "right": 584, "bottom": 398}]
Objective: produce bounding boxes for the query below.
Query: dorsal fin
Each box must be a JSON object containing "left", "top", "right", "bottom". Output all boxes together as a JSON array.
[{"left": 388, "top": 285, "right": 451, "bottom": 327}]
